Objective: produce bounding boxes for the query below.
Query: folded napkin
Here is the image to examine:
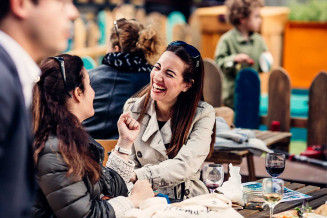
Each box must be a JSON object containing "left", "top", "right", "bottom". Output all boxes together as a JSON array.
[
  {"left": 218, "top": 163, "right": 244, "bottom": 206},
  {"left": 123, "top": 193, "right": 244, "bottom": 218},
  {"left": 215, "top": 117, "right": 273, "bottom": 155}
]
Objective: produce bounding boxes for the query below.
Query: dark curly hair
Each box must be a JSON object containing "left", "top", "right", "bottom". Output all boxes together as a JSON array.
[
  {"left": 110, "top": 18, "right": 160, "bottom": 65},
  {"left": 225, "top": 0, "right": 264, "bottom": 26}
]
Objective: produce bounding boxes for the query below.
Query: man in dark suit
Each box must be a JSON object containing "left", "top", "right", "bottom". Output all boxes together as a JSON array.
[{"left": 0, "top": 0, "right": 78, "bottom": 217}]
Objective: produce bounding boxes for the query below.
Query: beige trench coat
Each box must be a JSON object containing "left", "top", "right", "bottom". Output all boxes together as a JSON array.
[{"left": 124, "top": 96, "right": 215, "bottom": 199}]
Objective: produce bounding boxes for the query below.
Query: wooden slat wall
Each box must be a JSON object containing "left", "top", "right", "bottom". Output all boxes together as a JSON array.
[{"left": 262, "top": 70, "right": 327, "bottom": 148}]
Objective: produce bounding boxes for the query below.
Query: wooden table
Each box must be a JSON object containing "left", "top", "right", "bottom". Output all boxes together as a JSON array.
[
  {"left": 253, "top": 130, "right": 292, "bottom": 153},
  {"left": 207, "top": 130, "right": 292, "bottom": 181},
  {"left": 239, "top": 180, "right": 327, "bottom": 217}
]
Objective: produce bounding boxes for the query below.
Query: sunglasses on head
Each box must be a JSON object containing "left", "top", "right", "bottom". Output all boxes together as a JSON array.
[
  {"left": 50, "top": 57, "right": 72, "bottom": 98},
  {"left": 113, "top": 18, "right": 137, "bottom": 43},
  {"left": 168, "top": 41, "right": 201, "bottom": 68}
]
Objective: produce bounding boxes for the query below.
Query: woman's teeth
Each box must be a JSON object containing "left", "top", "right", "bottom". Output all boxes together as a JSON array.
[{"left": 153, "top": 83, "right": 166, "bottom": 91}]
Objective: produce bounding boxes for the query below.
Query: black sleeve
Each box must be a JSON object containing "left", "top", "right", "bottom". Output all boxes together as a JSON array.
[
  {"left": 100, "top": 166, "right": 128, "bottom": 198},
  {"left": 37, "top": 151, "right": 122, "bottom": 218}
]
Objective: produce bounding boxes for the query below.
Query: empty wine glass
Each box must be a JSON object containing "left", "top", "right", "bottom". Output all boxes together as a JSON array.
[
  {"left": 262, "top": 178, "right": 284, "bottom": 218},
  {"left": 265, "top": 153, "right": 286, "bottom": 178},
  {"left": 202, "top": 163, "right": 224, "bottom": 193}
]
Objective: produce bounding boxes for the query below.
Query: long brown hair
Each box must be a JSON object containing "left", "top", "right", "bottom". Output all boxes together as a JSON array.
[
  {"left": 136, "top": 43, "right": 215, "bottom": 159},
  {"left": 32, "top": 54, "right": 100, "bottom": 183}
]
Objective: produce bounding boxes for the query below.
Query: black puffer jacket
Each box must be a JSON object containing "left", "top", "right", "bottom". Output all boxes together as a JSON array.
[
  {"left": 32, "top": 136, "right": 128, "bottom": 218},
  {"left": 83, "top": 52, "right": 151, "bottom": 139}
]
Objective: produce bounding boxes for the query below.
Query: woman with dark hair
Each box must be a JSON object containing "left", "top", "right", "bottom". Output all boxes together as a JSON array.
[
  {"left": 83, "top": 18, "right": 161, "bottom": 139},
  {"left": 32, "top": 54, "right": 153, "bottom": 218},
  {"left": 124, "top": 41, "right": 216, "bottom": 200}
]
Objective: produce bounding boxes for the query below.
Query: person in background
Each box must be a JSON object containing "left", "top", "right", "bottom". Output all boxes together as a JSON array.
[
  {"left": 32, "top": 54, "right": 153, "bottom": 218},
  {"left": 0, "top": 0, "right": 78, "bottom": 217},
  {"left": 124, "top": 41, "right": 216, "bottom": 201},
  {"left": 214, "top": 0, "right": 270, "bottom": 109},
  {"left": 83, "top": 18, "right": 160, "bottom": 139}
]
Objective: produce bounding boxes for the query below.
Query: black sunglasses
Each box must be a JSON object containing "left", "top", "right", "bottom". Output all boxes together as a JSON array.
[
  {"left": 113, "top": 18, "right": 137, "bottom": 43},
  {"left": 169, "top": 41, "right": 201, "bottom": 68},
  {"left": 50, "top": 57, "right": 72, "bottom": 98}
]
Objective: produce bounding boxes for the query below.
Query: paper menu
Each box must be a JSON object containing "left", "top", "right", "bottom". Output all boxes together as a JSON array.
[{"left": 242, "top": 182, "right": 311, "bottom": 203}]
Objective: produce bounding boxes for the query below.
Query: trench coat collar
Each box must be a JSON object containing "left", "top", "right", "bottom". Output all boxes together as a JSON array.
[{"left": 130, "top": 96, "right": 172, "bottom": 156}]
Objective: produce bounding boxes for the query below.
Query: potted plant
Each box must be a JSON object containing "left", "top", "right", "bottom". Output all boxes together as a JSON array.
[{"left": 283, "top": 0, "right": 327, "bottom": 88}]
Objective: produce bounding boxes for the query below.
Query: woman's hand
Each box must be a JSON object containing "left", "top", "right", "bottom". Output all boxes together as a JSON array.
[
  {"left": 129, "top": 172, "right": 137, "bottom": 183},
  {"left": 128, "top": 180, "right": 154, "bottom": 208},
  {"left": 117, "top": 112, "right": 140, "bottom": 149}
]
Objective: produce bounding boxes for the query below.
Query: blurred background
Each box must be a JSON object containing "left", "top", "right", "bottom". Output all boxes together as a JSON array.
[{"left": 67, "top": 0, "right": 327, "bottom": 175}]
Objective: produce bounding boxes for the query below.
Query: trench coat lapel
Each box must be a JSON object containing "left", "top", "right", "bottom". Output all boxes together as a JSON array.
[
  {"left": 138, "top": 99, "right": 171, "bottom": 158},
  {"left": 141, "top": 100, "right": 159, "bottom": 142},
  {"left": 142, "top": 113, "right": 159, "bottom": 141}
]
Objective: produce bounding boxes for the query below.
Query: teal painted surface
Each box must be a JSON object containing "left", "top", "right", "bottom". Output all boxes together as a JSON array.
[
  {"left": 260, "top": 89, "right": 309, "bottom": 118},
  {"left": 82, "top": 56, "right": 97, "bottom": 71},
  {"left": 98, "top": 10, "right": 107, "bottom": 46},
  {"left": 166, "top": 11, "right": 186, "bottom": 44},
  {"left": 259, "top": 89, "right": 308, "bottom": 141}
]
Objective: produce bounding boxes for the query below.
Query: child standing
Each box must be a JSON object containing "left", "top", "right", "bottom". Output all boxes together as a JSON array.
[{"left": 214, "top": 0, "right": 270, "bottom": 109}]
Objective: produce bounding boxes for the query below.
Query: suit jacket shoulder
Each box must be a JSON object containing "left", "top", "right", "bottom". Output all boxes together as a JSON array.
[
  {"left": 0, "top": 44, "right": 34, "bottom": 217},
  {"left": 0, "top": 45, "right": 24, "bottom": 141}
]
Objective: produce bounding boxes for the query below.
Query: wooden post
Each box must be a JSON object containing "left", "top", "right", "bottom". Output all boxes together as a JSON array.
[
  {"left": 307, "top": 71, "right": 327, "bottom": 147},
  {"left": 267, "top": 68, "right": 291, "bottom": 132}
]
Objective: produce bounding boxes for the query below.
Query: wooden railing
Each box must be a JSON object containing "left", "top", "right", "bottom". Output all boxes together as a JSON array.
[{"left": 202, "top": 58, "right": 327, "bottom": 148}]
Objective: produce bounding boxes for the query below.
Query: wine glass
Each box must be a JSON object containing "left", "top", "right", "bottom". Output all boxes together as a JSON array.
[
  {"left": 262, "top": 178, "right": 284, "bottom": 218},
  {"left": 202, "top": 163, "right": 224, "bottom": 193},
  {"left": 265, "top": 153, "right": 286, "bottom": 178}
]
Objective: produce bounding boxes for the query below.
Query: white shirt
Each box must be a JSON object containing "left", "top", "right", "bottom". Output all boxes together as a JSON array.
[{"left": 0, "top": 30, "right": 40, "bottom": 108}]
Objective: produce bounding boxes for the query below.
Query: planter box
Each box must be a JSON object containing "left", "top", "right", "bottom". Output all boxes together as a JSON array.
[{"left": 283, "top": 21, "right": 327, "bottom": 88}]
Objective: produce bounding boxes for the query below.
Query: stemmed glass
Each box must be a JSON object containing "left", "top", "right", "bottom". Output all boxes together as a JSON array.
[
  {"left": 202, "top": 163, "right": 224, "bottom": 193},
  {"left": 262, "top": 178, "right": 284, "bottom": 218},
  {"left": 265, "top": 153, "right": 286, "bottom": 178}
]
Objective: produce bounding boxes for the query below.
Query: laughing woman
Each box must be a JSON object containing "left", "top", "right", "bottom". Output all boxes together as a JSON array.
[{"left": 124, "top": 41, "right": 216, "bottom": 200}]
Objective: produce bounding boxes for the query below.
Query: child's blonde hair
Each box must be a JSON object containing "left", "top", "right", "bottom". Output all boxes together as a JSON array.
[{"left": 225, "top": 0, "right": 263, "bottom": 26}]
